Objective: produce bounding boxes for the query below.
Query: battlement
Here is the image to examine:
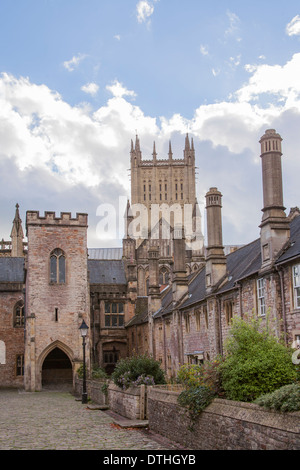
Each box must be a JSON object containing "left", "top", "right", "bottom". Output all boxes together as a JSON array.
[{"left": 26, "top": 211, "right": 88, "bottom": 227}]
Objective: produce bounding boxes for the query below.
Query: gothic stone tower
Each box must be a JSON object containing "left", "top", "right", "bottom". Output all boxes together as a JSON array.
[
  {"left": 124, "top": 134, "right": 204, "bottom": 296},
  {"left": 24, "top": 211, "right": 89, "bottom": 391}
]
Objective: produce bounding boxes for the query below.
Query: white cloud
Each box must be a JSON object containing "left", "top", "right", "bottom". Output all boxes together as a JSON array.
[
  {"left": 136, "top": 0, "right": 158, "bottom": 25},
  {"left": 200, "top": 45, "right": 209, "bottom": 56},
  {"left": 106, "top": 80, "right": 137, "bottom": 99},
  {"left": 63, "top": 53, "right": 86, "bottom": 72},
  {"left": 81, "top": 82, "right": 99, "bottom": 96},
  {"left": 225, "top": 10, "right": 241, "bottom": 41},
  {"left": 286, "top": 15, "right": 300, "bottom": 36},
  {"left": 212, "top": 68, "right": 220, "bottom": 77},
  {"left": 2, "top": 52, "right": 300, "bottom": 247},
  {"left": 114, "top": 35, "right": 121, "bottom": 41}
]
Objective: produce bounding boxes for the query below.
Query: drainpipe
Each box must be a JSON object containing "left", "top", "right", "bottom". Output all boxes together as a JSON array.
[
  {"left": 276, "top": 266, "right": 288, "bottom": 345},
  {"left": 163, "top": 318, "right": 167, "bottom": 374},
  {"left": 216, "top": 296, "right": 223, "bottom": 356},
  {"left": 235, "top": 281, "right": 243, "bottom": 318}
]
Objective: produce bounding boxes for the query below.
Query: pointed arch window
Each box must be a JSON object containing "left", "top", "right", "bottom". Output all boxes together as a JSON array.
[
  {"left": 50, "top": 248, "right": 66, "bottom": 284},
  {"left": 14, "top": 300, "right": 24, "bottom": 327}
]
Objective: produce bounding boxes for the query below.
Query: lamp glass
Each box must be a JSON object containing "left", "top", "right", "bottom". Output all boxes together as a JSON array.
[{"left": 79, "top": 320, "right": 89, "bottom": 337}]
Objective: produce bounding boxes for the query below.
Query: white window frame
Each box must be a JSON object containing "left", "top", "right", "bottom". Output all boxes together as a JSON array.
[
  {"left": 292, "top": 264, "right": 300, "bottom": 309},
  {"left": 257, "top": 278, "right": 266, "bottom": 316}
]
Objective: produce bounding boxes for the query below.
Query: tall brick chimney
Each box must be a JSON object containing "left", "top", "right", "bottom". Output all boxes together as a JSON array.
[
  {"left": 172, "top": 225, "right": 189, "bottom": 303},
  {"left": 205, "top": 188, "right": 226, "bottom": 293},
  {"left": 259, "top": 129, "right": 290, "bottom": 271}
]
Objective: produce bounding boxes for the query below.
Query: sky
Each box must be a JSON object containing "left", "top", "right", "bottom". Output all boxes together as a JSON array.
[{"left": 1, "top": 0, "right": 300, "bottom": 248}]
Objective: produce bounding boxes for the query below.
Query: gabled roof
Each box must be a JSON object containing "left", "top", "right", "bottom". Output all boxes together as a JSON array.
[
  {"left": 0, "top": 257, "right": 25, "bottom": 283},
  {"left": 179, "top": 238, "right": 262, "bottom": 310},
  {"left": 276, "top": 215, "right": 300, "bottom": 265},
  {"left": 88, "top": 259, "right": 126, "bottom": 285}
]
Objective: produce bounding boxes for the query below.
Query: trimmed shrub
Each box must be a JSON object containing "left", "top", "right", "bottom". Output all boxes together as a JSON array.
[
  {"left": 219, "top": 316, "right": 297, "bottom": 402},
  {"left": 111, "top": 354, "right": 166, "bottom": 390},
  {"left": 255, "top": 383, "right": 300, "bottom": 412}
]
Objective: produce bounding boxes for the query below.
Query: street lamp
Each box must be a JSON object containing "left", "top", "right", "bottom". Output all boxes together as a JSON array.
[{"left": 79, "top": 319, "right": 89, "bottom": 404}]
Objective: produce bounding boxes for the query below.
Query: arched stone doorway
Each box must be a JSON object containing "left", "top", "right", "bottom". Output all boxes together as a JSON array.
[{"left": 42, "top": 347, "right": 73, "bottom": 391}]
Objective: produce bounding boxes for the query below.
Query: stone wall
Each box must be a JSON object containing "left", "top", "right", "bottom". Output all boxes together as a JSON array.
[
  {"left": 148, "top": 387, "right": 300, "bottom": 450},
  {"left": 74, "top": 377, "right": 108, "bottom": 406},
  {"left": 108, "top": 383, "right": 147, "bottom": 420}
]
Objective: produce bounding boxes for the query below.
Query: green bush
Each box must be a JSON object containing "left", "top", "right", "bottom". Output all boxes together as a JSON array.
[
  {"left": 254, "top": 383, "right": 300, "bottom": 412},
  {"left": 176, "top": 357, "right": 224, "bottom": 397},
  {"left": 77, "top": 364, "right": 108, "bottom": 380},
  {"left": 219, "top": 316, "right": 297, "bottom": 402},
  {"left": 177, "top": 386, "right": 215, "bottom": 429},
  {"left": 111, "top": 354, "right": 166, "bottom": 390}
]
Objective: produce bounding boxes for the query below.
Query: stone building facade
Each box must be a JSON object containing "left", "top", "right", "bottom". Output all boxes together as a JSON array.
[{"left": 0, "top": 130, "right": 300, "bottom": 390}]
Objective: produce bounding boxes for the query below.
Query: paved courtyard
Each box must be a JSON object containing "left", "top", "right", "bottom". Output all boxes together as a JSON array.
[{"left": 0, "top": 388, "right": 183, "bottom": 451}]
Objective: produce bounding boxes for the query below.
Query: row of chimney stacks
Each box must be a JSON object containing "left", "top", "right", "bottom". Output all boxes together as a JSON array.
[{"left": 147, "top": 129, "right": 290, "bottom": 316}]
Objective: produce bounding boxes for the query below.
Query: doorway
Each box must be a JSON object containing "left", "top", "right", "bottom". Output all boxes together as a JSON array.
[{"left": 42, "top": 347, "right": 73, "bottom": 391}]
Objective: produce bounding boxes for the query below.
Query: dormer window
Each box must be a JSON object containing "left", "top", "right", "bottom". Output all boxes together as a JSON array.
[{"left": 50, "top": 248, "right": 66, "bottom": 284}]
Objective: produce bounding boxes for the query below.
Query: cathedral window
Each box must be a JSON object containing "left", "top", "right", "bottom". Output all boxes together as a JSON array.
[
  {"left": 293, "top": 264, "right": 300, "bottom": 309},
  {"left": 159, "top": 267, "right": 170, "bottom": 285},
  {"left": 13, "top": 301, "right": 24, "bottom": 327},
  {"left": 50, "top": 248, "right": 66, "bottom": 284},
  {"left": 104, "top": 302, "right": 124, "bottom": 327}
]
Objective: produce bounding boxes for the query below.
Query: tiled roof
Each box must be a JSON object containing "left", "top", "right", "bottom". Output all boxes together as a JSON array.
[
  {"left": 88, "top": 259, "right": 126, "bottom": 284},
  {"left": 0, "top": 257, "right": 25, "bottom": 283}
]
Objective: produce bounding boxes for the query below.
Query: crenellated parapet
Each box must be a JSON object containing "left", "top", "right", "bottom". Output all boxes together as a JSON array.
[{"left": 26, "top": 211, "right": 88, "bottom": 229}]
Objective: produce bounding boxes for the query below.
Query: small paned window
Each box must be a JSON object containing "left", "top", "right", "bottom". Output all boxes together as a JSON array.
[
  {"left": 257, "top": 278, "right": 266, "bottom": 316},
  {"left": 104, "top": 303, "right": 124, "bottom": 327},
  {"left": 293, "top": 264, "right": 300, "bottom": 309},
  {"left": 50, "top": 249, "right": 66, "bottom": 284},
  {"left": 224, "top": 300, "right": 233, "bottom": 325},
  {"left": 103, "top": 351, "right": 119, "bottom": 364},
  {"left": 16, "top": 355, "right": 24, "bottom": 376}
]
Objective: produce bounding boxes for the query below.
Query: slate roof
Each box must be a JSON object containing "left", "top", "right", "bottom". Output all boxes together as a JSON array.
[
  {"left": 276, "top": 215, "right": 300, "bottom": 265},
  {"left": 88, "top": 259, "right": 126, "bottom": 284},
  {"left": 88, "top": 248, "right": 123, "bottom": 260},
  {"left": 0, "top": 257, "right": 25, "bottom": 283}
]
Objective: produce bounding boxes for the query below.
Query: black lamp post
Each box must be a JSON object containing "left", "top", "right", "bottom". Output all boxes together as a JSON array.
[{"left": 79, "top": 319, "right": 89, "bottom": 404}]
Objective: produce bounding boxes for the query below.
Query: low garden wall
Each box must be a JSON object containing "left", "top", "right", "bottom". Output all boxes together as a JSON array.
[
  {"left": 147, "top": 387, "right": 300, "bottom": 450},
  {"left": 74, "top": 377, "right": 108, "bottom": 406},
  {"left": 108, "top": 383, "right": 147, "bottom": 420}
]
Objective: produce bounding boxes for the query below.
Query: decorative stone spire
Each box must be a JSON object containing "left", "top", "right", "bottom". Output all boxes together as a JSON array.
[
  {"left": 135, "top": 134, "right": 140, "bottom": 152},
  {"left": 168, "top": 141, "right": 173, "bottom": 160},
  {"left": 10, "top": 203, "right": 24, "bottom": 257},
  {"left": 152, "top": 141, "right": 157, "bottom": 160},
  {"left": 185, "top": 133, "right": 190, "bottom": 151}
]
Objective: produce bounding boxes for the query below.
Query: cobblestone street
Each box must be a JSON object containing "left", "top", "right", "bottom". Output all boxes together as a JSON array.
[{"left": 0, "top": 388, "right": 183, "bottom": 451}]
